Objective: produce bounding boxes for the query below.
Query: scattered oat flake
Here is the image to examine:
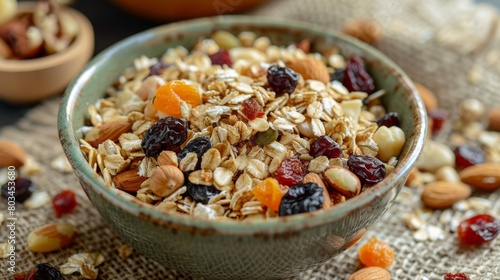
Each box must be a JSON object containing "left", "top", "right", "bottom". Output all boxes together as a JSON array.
[
  {"left": 61, "top": 252, "right": 105, "bottom": 279},
  {"left": 119, "top": 244, "right": 134, "bottom": 259},
  {"left": 0, "top": 243, "right": 10, "bottom": 258},
  {"left": 23, "top": 191, "right": 51, "bottom": 209},
  {"left": 20, "top": 156, "right": 42, "bottom": 176},
  {"left": 51, "top": 155, "right": 73, "bottom": 173}
]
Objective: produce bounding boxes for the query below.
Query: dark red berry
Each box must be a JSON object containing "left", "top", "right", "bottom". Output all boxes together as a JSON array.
[
  {"left": 177, "top": 136, "right": 212, "bottom": 169},
  {"left": 343, "top": 56, "right": 375, "bottom": 94},
  {"left": 454, "top": 144, "right": 485, "bottom": 169},
  {"left": 242, "top": 99, "right": 265, "bottom": 120},
  {"left": 267, "top": 65, "right": 300, "bottom": 94},
  {"left": 149, "top": 61, "right": 170, "bottom": 76},
  {"left": 186, "top": 180, "right": 220, "bottom": 204},
  {"left": 1, "top": 177, "right": 35, "bottom": 203},
  {"left": 347, "top": 155, "right": 386, "bottom": 184},
  {"left": 276, "top": 157, "right": 308, "bottom": 186},
  {"left": 428, "top": 109, "right": 448, "bottom": 134},
  {"left": 376, "top": 112, "right": 400, "bottom": 128},
  {"left": 444, "top": 273, "right": 470, "bottom": 280},
  {"left": 457, "top": 214, "right": 500, "bottom": 245},
  {"left": 52, "top": 190, "right": 77, "bottom": 217},
  {"left": 279, "top": 182, "right": 324, "bottom": 216},
  {"left": 310, "top": 136, "right": 342, "bottom": 159},
  {"left": 209, "top": 49, "right": 233, "bottom": 67},
  {"left": 141, "top": 116, "right": 189, "bottom": 157}
]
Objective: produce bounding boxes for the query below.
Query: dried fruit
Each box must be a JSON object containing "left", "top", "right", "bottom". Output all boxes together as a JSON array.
[
  {"left": 348, "top": 266, "right": 391, "bottom": 280},
  {"left": 52, "top": 190, "right": 77, "bottom": 218},
  {"left": 444, "top": 272, "right": 470, "bottom": 280},
  {"left": 1, "top": 177, "right": 35, "bottom": 203},
  {"left": 457, "top": 214, "right": 500, "bottom": 245},
  {"left": 251, "top": 178, "right": 283, "bottom": 212},
  {"left": 276, "top": 157, "right": 308, "bottom": 186},
  {"left": 343, "top": 56, "right": 375, "bottom": 94},
  {"left": 0, "top": 140, "right": 27, "bottom": 168},
  {"left": 27, "top": 223, "right": 77, "bottom": 253},
  {"left": 358, "top": 237, "right": 394, "bottom": 268},
  {"left": 242, "top": 99, "right": 264, "bottom": 120},
  {"left": 266, "top": 65, "right": 300, "bottom": 94},
  {"left": 376, "top": 112, "right": 400, "bottom": 128},
  {"left": 14, "top": 263, "right": 65, "bottom": 280},
  {"left": 310, "top": 135, "right": 342, "bottom": 159},
  {"left": 209, "top": 49, "right": 233, "bottom": 67},
  {"left": 141, "top": 116, "right": 189, "bottom": 156},
  {"left": 177, "top": 136, "right": 212, "bottom": 169},
  {"left": 347, "top": 155, "right": 386, "bottom": 184},
  {"left": 279, "top": 182, "right": 324, "bottom": 216},
  {"left": 287, "top": 57, "right": 330, "bottom": 84},
  {"left": 254, "top": 128, "right": 278, "bottom": 146},
  {"left": 459, "top": 163, "right": 500, "bottom": 191},
  {"left": 421, "top": 181, "right": 471, "bottom": 209},
  {"left": 428, "top": 109, "right": 448, "bottom": 135},
  {"left": 454, "top": 144, "right": 485, "bottom": 169},
  {"left": 150, "top": 165, "right": 185, "bottom": 197},
  {"left": 149, "top": 61, "right": 170, "bottom": 76},
  {"left": 323, "top": 166, "right": 361, "bottom": 198},
  {"left": 186, "top": 181, "right": 220, "bottom": 204},
  {"left": 153, "top": 80, "right": 202, "bottom": 117},
  {"left": 342, "top": 18, "right": 383, "bottom": 44}
]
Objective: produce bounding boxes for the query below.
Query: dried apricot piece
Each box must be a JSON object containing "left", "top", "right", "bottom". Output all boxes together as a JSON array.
[
  {"left": 251, "top": 178, "right": 283, "bottom": 212},
  {"left": 153, "top": 80, "right": 201, "bottom": 117},
  {"left": 169, "top": 80, "right": 202, "bottom": 108},
  {"left": 358, "top": 237, "right": 394, "bottom": 268}
]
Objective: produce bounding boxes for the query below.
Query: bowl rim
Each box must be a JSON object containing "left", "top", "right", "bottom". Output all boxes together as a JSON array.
[
  {"left": 0, "top": 2, "right": 93, "bottom": 72},
  {"left": 59, "top": 15, "right": 427, "bottom": 235}
]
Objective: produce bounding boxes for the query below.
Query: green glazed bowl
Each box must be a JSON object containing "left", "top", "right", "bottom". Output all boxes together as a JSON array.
[{"left": 58, "top": 16, "right": 426, "bottom": 279}]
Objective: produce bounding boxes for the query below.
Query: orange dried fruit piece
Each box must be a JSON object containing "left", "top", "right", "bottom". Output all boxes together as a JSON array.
[
  {"left": 153, "top": 80, "right": 202, "bottom": 117},
  {"left": 251, "top": 178, "right": 283, "bottom": 212},
  {"left": 358, "top": 237, "right": 394, "bottom": 268}
]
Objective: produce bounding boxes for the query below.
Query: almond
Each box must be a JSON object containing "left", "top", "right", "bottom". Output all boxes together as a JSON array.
[
  {"left": 421, "top": 181, "right": 471, "bottom": 209},
  {"left": 85, "top": 120, "right": 132, "bottom": 148},
  {"left": 487, "top": 107, "right": 500, "bottom": 132},
  {"left": 0, "top": 140, "right": 27, "bottom": 168},
  {"left": 27, "top": 223, "right": 77, "bottom": 253},
  {"left": 342, "top": 18, "right": 383, "bottom": 44},
  {"left": 414, "top": 82, "right": 437, "bottom": 111},
  {"left": 303, "top": 172, "right": 331, "bottom": 209},
  {"left": 348, "top": 266, "right": 391, "bottom": 280},
  {"left": 287, "top": 57, "right": 330, "bottom": 84},
  {"left": 459, "top": 163, "right": 500, "bottom": 191},
  {"left": 150, "top": 165, "right": 185, "bottom": 197},
  {"left": 112, "top": 168, "right": 147, "bottom": 193},
  {"left": 323, "top": 166, "right": 361, "bottom": 198}
]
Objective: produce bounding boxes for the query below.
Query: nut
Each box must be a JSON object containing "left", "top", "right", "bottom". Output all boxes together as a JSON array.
[
  {"left": 373, "top": 126, "right": 406, "bottom": 162},
  {"left": 0, "top": 140, "right": 27, "bottom": 168},
  {"left": 434, "top": 166, "right": 460, "bottom": 183},
  {"left": 323, "top": 166, "right": 361, "bottom": 198},
  {"left": 458, "top": 98, "right": 485, "bottom": 123},
  {"left": 303, "top": 172, "right": 331, "bottom": 209},
  {"left": 0, "top": 17, "right": 43, "bottom": 59},
  {"left": 85, "top": 120, "right": 132, "bottom": 148},
  {"left": 405, "top": 167, "right": 422, "bottom": 187},
  {"left": 459, "top": 163, "right": 500, "bottom": 191},
  {"left": 112, "top": 169, "right": 147, "bottom": 193},
  {"left": 27, "top": 223, "right": 77, "bottom": 253},
  {"left": 149, "top": 165, "right": 185, "bottom": 197},
  {"left": 421, "top": 181, "right": 471, "bottom": 209},
  {"left": 414, "top": 82, "right": 438, "bottom": 111},
  {"left": 416, "top": 140, "right": 455, "bottom": 172},
  {"left": 0, "top": 37, "right": 13, "bottom": 58},
  {"left": 487, "top": 107, "right": 500, "bottom": 132},
  {"left": 348, "top": 266, "right": 391, "bottom": 280},
  {"left": 342, "top": 18, "right": 383, "bottom": 44},
  {"left": 287, "top": 57, "right": 330, "bottom": 84}
]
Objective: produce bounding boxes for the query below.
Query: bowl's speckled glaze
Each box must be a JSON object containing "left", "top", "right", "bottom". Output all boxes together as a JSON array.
[{"left": 58, "top": 16, "right": 426, "bottom": 279}]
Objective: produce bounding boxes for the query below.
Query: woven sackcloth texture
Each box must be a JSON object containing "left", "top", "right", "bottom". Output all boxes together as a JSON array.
[{"left": 1, "top": 0, "right": 500, "bottom": 279}]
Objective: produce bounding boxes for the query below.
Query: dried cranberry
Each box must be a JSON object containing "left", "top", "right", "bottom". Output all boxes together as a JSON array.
[
  {"left": 267, "top": 65, "right": 300, "bottom": 94},
  {"left": 343, "top": 56, "right": 375, "bottom": 94},
  {"left": 1, "top": 177, "right": 35, "bottom": 203},
  {"left": 186, "top": 181, "right": 220, "bottom": 204},
  {"left": 444, "top": 273, "right": 470, "bottom": 280},
  {"left": 376, "top": 112, "right": 400, "bottom": 128},
  {"left": 457, "top": 214, "right": 500, "bottom": 245},
  {"left": 347, "top": 155, "right": 386, "bottom": 184},
  {"left": 149, "top": 61, "right": 170, "bottom": 76},
  {"left": 52, "top": 190, "right": 77, "bottom": 217},
  {"left": 177, "top": 136, "right": 212, "bottom": 169},
  {"left": 209, "top": 49, "right": 233, "bottom": 67},
  {"left": 310, "top": 136, "right": 342, "bottom": 159},
  {"left": 141, "top": 116, "right": 189, "bottom": 157},
  {"left": 454, "top": 144, "right": 485, "bottom": 169},
  {"left": 276, "top": 157, "right": 308, "bottom": 186},
  {"left": 330, "top": 68, "right": 345, "bottom": 83},
  {"left": 242, "top": 99, "right": 265, "bottom": 120},
  {"left": 428, "top": 109, "right": 448, "bottom": 134},
  {"left": 279, "top": 182, "right": 324, "bottom": 216}
]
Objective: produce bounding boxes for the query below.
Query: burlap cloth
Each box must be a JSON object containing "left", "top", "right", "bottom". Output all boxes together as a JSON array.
[{"left": 1, "top": 0, "right": 500, "bottom": 279}]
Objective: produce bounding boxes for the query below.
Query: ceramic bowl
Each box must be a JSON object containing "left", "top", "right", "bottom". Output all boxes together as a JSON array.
[
  {"left": 59, "top": 16, "right": 426, "bottom": 279},
  {"left": 0, "top": 2, "right": 94, "bottom": 104}
]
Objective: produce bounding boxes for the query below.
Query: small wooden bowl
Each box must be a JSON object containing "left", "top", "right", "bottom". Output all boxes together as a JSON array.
[{"left": 0, "top": 2, "right": 94, "bottom": 104}]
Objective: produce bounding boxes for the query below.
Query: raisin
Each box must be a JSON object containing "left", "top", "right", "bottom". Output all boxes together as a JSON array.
[
  {"left": 276, "top": 157, "right": 308, "bottom": 186},
  {"left": 454, "top": 144, "right": 485, "bottom": 169},
  {"left": 186, "top": 181, "right": 220, "bottom": 204},
  {"left": 330, "top": 68, "right": 345, "bottom": 83},
  {"left": 209, "top": 49, "right": 233, "bottom": 67},
  {"left": 52, "top": 190, "right": 77, "bottom": 217},
  {"left": 343, "top": 56, "right": 375, "bottom": 94},
  {"left": 347, "top": 155, "right": 386, "bottom": 184},
  {"left": 34, "top": 263, "right": 65, "bottom": 280},
  {"left": 177, "top": 136, "right": 212, "bottom": 169},
  {"left": 1, "top": 177, "right": 35, "bottom": 203},
  {"left": 278, "top": 182, "right": 324, "bottom": 216},
  {"left": 266, "top": 65, "right": 300, "bottom": 94},
  {"left": 254, "top": 128, "right": 278, "bottom": 146},
  {"left": 376, "top": 112, "right": 400, "bottom": 128},
  {"left": 428, "top": 109, "right": 448, "bottom": 134},
  {"left": 149, "top": 61, "right": 170, "bottom": 76},
  {"left": 141, "top": 116, "right": 189, "bottom": 157},
  {"left": 310, "top": 135, "right": 342, "bottom": 159},
  {"left": 444, "top": 273, "right": 470, "bottom": 280},
  {"left": 358, "top": 237, "right": 394, "bottom": 268},
  {"left": 242, "top": 99, "right": 265, "bottom": 120},
  {"left": 457, "top": 214, "right": 500, "bottom": 245}
]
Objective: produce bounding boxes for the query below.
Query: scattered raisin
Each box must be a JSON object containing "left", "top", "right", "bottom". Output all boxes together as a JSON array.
[
  {"left": 278, "top": 182, "right": 324, "bottom": 216},
  {"left": 15, "top": 263, "right": 65, "bottom": 280},
  {"left": 242, "top": 99, "right": 265, "bottom": 120},
  {"left": 444, "top": 273, "right": 470, "bottom": 280},
  {"left": 358, "top": 237, "right": 394, "bottom": 268},
  {"left": 310, "top": 135, "right": 342, "bottom": 159},
  {"left": 209, "top": 49, "right": 233, "bottom": 67},
  {"left": 1, "top": 177, "right": 35, "bottom": 203},
  {"left": 177, "top": 136, "right": 212, "bottom": 169},
  {"left": 428, "top": 109, "right": 448, "bottom": 134},
  {"left": 376, "top": 112, "right": 400, "bottom": 128},
  {"left": 141, "top": 116, "right": 189, "bottom": 157},
  {"left": 343, "top": 56, "right": 375, "bottom": 94},
  {"left": 52, "top": 190, "right": 77, "bottom": 217},
  {"left": 186, "top": 181, "right": 220, "bottom": 204},
  {"left": 457, "top": 214, "right": 500, "bottom": 245},
  {"left": 276, "top": 157, "right": 308, "bottom": 186},
  {"left": 347, "top": 155, "right": 386, "bottom": 184},
  {"left": 267, "top": 65, "right": 300, "bottom": 94},
  {"left": 454, "top": 144, "right": 485, "bottom": 169},
  {"left": 254, "top": 128, "right": 279, "bottom": 146}
]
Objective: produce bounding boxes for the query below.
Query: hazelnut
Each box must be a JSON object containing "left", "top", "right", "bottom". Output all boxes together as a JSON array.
[
  {"left": 323, "top": 166, "right": 361, "bottom": 198},
  {"left": 150, "top": 165, "right": 185, "bottom": 197},
  {"left": 342, "top": 18, "right": 383, "bottom": 44}
]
